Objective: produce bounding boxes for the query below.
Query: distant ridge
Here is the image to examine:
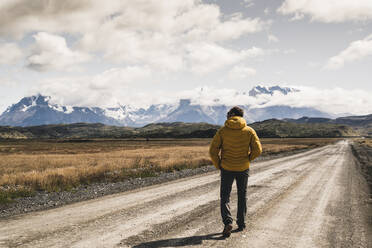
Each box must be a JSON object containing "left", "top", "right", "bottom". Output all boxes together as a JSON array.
[
  {"left": 285, "top": 114, "right": 372, "bottom": 126},
  {"left": 0, "top": 122, "right": 220, "bottom": 139},
  {"left": 251, "top": 119, "right": 356, "bottom": 138},
  {"left": 0, "top": 119, "right": 357, "bottom": 139},
  {"left": 284, "top": 114, "right": 372, "bottom": 136}
]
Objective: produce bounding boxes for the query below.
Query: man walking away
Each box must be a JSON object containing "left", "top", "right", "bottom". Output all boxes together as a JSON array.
[{"left": 209, "top": 106, "right": 262, "bottom": 238}]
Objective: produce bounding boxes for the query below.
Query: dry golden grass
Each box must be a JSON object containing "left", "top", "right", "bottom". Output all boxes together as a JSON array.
[
  {"left": 0, "top": 145, "right": 210, "bottom": 192},
  {"left": 357, "top": 138, "right": 372, "bottom": 148},
  {"left": 0, "top": 138, "right": 338, "bottom": 196}
]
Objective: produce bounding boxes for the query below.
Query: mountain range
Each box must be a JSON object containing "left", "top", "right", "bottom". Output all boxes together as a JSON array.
[{"left": 0, "top": 85, "right": 333, "bottom": 127}]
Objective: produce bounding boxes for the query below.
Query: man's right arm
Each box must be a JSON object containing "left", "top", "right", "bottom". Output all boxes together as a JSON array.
[
  {"left": 249, "top": 129, "right": 262, "bottom": 161},
  {"left": 209, "top": 130, "right": 222, "bottom": 169}
]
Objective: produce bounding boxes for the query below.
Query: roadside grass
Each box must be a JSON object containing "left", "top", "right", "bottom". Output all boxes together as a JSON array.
[
  {"left": 355, "top": 138, "right": 372, "bottom": 148},
  {"left": 0, "top": 138, "right": 338, "bottom": 203},
  {"left": 352, "top": 138, "right": 372, "bottom": 195},
  {"left": 0, "top": 187, "right": 35, "bottom": 204}
]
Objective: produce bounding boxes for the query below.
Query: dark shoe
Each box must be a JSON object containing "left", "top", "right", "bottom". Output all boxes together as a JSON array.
[
  {"left": 236, "top": 225, "right": 246, "bottom": 232},
  {"left": 222, "top": 224, "right": 233, "bottom": 237}
]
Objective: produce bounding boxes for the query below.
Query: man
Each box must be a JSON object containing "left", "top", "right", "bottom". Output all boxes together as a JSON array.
[{"left": 209, "top": 106, "right": 262, "bottom": 238}]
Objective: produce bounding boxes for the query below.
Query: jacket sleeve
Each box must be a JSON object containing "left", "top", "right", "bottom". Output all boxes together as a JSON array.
[
  {"left": 249, "top": 129, "right": 262, "bottom": 162},
  {"left": 209, "top": 130, "right": 222, "bottom": 169}
]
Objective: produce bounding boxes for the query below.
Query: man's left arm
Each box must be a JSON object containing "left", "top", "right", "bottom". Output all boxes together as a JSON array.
[{"left": 249, "top": 129, "right": 262, "bottom": 161}]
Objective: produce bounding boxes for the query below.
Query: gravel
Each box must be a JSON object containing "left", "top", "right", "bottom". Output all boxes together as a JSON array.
[{"left": 0, "top": 148, "right": 312, "bottom": 219}]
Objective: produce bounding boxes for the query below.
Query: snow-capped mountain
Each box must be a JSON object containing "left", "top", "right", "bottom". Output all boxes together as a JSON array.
[
  {"left": 0, "top": 95, "right": 122, "bottom": 127},
  {"left": 0, "top": 86, "right": 332, "bottom": 127},
  {"left": 248, "top": 85, "right": 299, "bottom": 97}
]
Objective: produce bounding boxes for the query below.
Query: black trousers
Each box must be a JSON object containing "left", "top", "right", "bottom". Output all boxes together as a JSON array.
[{"left": 220, "top": 168, "right": 249, "bottom": 227}]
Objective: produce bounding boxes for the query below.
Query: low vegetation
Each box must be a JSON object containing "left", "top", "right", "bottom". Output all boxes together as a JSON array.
[
  {"left": 0, "top": 122, "right": 220, "bottom": 139},
  {"left": 0, "top": 138, "right": 338, "bottom": 204},
  {"left": 0, "top": 120, "right": 357, "bottom": 140},
  {"left": 0, "top": 187, "right": 35, "bottom": 204},
  {"left": 251, "top": 119, "right": 356, "bottom": 138},
  {"left": 352, "top": 138, "right": 372, "bottom": 195}
]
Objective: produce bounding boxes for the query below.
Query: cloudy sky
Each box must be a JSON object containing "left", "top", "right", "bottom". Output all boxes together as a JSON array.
[{"left": 0, "top": 0, "right": 371, "bottom": 114}]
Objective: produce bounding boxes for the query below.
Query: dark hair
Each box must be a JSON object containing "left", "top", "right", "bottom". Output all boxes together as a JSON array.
[{"left": 227, "top": 106, "right": 244, "bottom": 117}]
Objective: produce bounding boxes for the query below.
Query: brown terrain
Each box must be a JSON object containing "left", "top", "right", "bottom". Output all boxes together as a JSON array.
[{"left": 0, "top": 139, "right": 371, "bottom": 247}]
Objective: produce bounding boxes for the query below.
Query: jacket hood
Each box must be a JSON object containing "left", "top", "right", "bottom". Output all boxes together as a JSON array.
[{"left": 224, "top": 116, "right": 247, "bottom": 130}]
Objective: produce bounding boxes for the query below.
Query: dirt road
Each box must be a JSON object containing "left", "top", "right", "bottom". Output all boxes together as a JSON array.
[{"left": 1, "top": 141, "right": 371, "bottom": 248}]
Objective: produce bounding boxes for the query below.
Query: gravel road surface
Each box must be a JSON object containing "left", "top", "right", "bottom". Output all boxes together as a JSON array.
[{"left": 1, "top": 140, "right": 371, "bottom": 248}]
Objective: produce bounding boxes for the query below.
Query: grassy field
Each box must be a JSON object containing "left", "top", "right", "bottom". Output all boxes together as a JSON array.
[{"left": 0, "top": 138, "right": 339, "bottom": 203}]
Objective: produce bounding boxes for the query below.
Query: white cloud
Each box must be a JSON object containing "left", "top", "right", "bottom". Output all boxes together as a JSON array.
[
  {"left": 176, "top": 85, "right": 372, "bottom": 115},
  {"left": 80, "top": 27, "right": 185, "bottom": 72},
  {"left": 324, "top": 34, "right": 372, "bottom": 70},
  {"left": 228, "top": 65, "right": 256, "bottom": 80},
  {"left": 0, "top": 0, "right": 119, "bottom": 39},
  {"left": 242, "top": 46, "right": 266, "bottom": 57},
  {"left": 79, "top": 4, "right": 268, "bottom": 73},
  {"left": 89, "top": 67, "right": 151, "bottom": 90},
  {"left": 243, "top": 0, "right": 254, "bottom": 8},
  {"left": 278, "top": 0, "right": 372, "bottom": 23},
  {"left": 34, "top": 66, "right": 152, "bottom": 108},
  {"left": 268, "top": 34, "right": 279, "bottom": 43},
  {"left": 27, "top": 32, "right": 91, "bottom": 71},
  {"left": 186, "top": 43, "right": 244, "bottom": 74},
  {"left": 183, "top": 85, "right": 372, "bottom": 115},
  {"left": 208, "top": 17, "right": 266, "bottom": 41},
  {"left": 0, "top": 42, "right": 22, "bottom": 64},
  {"left": 0, "top": 0, "right": 268, "bottom": 74},
  {"left": 258, "top": 86, "right": 372, "bottom": 115},
  {"left": 186, "top": 44, "right": 264, "bottom": 74},
  {"left": 0, "top": 76, "right": 17, "bottom": 86},
  {"left": 290, "top": 12, "right": 305, "bottom": 21},
  {"left": 283, "top": 49, "right": 296, "bottom": 54},
  {"left": 307, "top": 61, "right": 320, "bottom": 68}
]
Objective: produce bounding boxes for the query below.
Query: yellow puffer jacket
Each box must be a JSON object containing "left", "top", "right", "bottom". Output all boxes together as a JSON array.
[{"left": 209, "top": 116, "right": 262, "bottom": 171}]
